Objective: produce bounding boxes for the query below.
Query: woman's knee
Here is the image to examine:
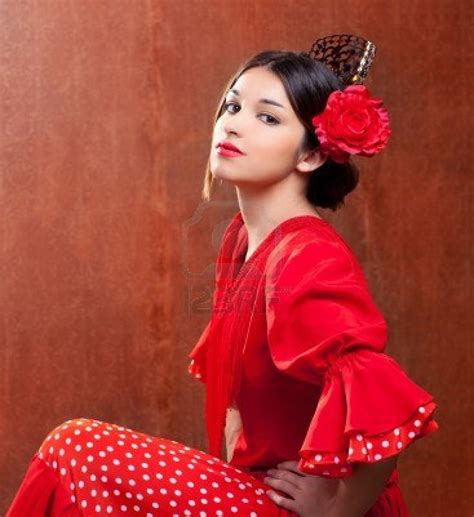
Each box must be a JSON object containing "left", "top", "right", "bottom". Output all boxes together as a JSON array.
[{"left": 37, "top": 417, "right": 100, "bottom": 460}]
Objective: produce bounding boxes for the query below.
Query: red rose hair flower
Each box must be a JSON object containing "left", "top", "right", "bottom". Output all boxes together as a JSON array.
[{"left": 311, "top": 84, "right": 391, "bottom": 164}]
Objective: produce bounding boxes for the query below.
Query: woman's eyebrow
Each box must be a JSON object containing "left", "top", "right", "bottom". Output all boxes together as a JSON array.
[{"left": 227, "top": 89, "right": 286, "bottom": 110}]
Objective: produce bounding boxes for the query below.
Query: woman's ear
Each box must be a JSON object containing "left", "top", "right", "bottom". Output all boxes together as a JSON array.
[{"left": 295, "top": 148, "right": 327, "bottom": 174}]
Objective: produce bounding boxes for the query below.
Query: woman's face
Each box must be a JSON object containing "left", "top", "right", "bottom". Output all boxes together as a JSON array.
[{"left": 209, "top": 66, "right": 313, "bottom": 188}]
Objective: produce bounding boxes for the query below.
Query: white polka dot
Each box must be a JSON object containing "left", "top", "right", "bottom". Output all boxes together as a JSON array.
[
  {"left": 106, "top": 506, "right": 113, "bottom": 514},
  {"left": 90, "top": 474, "right": 97, "bottom": 482},
  {"left": 120, "top": 505, "right": 127, "bottom": 511},
  {"left": 115, "top": 477, "right": 122, "bottom": 484},
  {"left": 414, "top": 420, "right": 421, "bottom": 427},
  {"left": 146, "top": 488, "right": 154, "bottom": 495},
  {"left": 91, "top": 489, "right": 97, "bottom": 497},
  {"left": 60, "top": 467, "right": 67, "bottom": 476},
  {"left": 356, "top": 434, "right": 363, "bottom": 441},
  {"left": 231, "top": 507, "right": 238, "bottom": 513},
  {"left": 74, "top": 430, "right": 81, "bottom": 436},
  {"left": 394, "top": 428, "right": 401, "bottom": 436},
  {"left": 49, "top": 447, "right": 54, "bottom": 454},
  {"left": 362, "top": 447, "right": 367, "bottom": 454},
  {"left": 374, "top": 454, "right": 382, "bottom": 461},
  {"left": 314, "top": 454, "right": 322, "bottom": 462},
  {"left": 382, "top": 440, "right": 390, "bottom": 448},
  {"left": 87, "top": 455, "right": 94, "bottom": 462},
  {"left": 81, "top": 500, "right": 87, "bottom": 508},
  {"left": 397, "top": 441, "right": 403, "bottom": 449},
  {"left": 65, "top": 438, "right": 72, "bottom": 445},
  {"left": 152, "top": 502, "right": 159, "bottom": 509},
  {"left": 418, "top": 406, "right": 426, "bottom": 414},
  {"left": 75, "top": 445, "right": 82, "bottom": 452},
  {"left": 136, "top": 494, "right": 144, "bottom": 500},
  {"left": 102, "top": 490, "right": 109, "bottom": 497},
  {"left": 78, "top": 480, "right": 85, "bottom": 489},
  {"left": 129, "top": 479, "right": 136, "bottom": 487},
  {"left": 99, "top": 451, "right": 106, "bottom": 458},
  {"left": 334, "top": 456, "right": 340, "bottom": 464},
  {"left": 366, "top": 442, "right": 373, "bottom": 450},
  {"left": 113, "top": 489, "right": 120, "bottom": 496},
  {"left": 95, "top": 504, "right": 101, "bottom": 512},
  {"left": 348, "top": 447, "right": 354, "bottom": 456},
  {"left": 133, "top": 505, "right": 140, "bottom": 512},
  {"left": 408, "top": 431, "right": 416, "bottom": 439}
]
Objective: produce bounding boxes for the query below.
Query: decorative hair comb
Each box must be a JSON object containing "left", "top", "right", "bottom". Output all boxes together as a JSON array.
[{"left": 304, "top": 33, "right": 377, "bottom": 86}]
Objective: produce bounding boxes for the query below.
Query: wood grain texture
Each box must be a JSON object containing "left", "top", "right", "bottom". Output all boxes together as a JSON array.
[{"left": 0, "top": 1, "right": 471, "bottom": 515}]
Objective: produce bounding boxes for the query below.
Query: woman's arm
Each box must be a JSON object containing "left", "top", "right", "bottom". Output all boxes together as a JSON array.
[{"left": 330, "top": 456, "right": 397, "bottom": 517}]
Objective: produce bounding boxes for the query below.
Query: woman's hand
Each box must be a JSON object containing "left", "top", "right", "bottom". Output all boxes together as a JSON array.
[
  {"left": 264, "top": 460, "right": 340, "bottom": 517},
  {"left": 264, "top": 456, "right": 397, "bottom": 517}
]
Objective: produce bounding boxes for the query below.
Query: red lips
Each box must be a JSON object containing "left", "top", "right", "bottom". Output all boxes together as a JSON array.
[{"left": 217, "top": 141, "right": 243, "bottom": 154}]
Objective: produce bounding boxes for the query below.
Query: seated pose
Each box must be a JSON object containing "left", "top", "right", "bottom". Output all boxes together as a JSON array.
[{"left": 7, "top": 34, "right": 438, "bottom": 516}]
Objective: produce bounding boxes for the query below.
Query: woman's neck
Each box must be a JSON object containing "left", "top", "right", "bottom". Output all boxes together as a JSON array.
[{"left": 236, "top": 188, "right": 322, "bottom": 260}]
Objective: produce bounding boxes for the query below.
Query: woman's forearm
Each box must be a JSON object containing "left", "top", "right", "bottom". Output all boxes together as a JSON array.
[{"left": 330, "top": 456, "right": 398, "bottom": 517}]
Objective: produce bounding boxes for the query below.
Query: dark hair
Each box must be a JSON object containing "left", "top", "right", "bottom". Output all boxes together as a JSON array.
[{"left": 202, "top": 50, "right": 360, "bottom": 211}]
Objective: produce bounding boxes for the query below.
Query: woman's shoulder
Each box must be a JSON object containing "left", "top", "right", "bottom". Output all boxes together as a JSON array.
[{"left": 267, "top": 218, "right": 369, "bottom": 289}]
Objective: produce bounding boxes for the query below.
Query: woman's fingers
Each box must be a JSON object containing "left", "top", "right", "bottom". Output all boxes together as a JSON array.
[
  {"left": 266, "top": 488, "right": 299, "bottom": 513},
  {"left": 277, "top": 460, "right": 305, "bottom": 476},
  {"left": 265, "top": 469, "right": 301, "bottom": 492}
]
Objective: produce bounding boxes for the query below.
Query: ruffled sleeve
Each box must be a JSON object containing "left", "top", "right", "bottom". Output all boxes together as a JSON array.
[{"left": 265, "top": 240, "right": 439, "bottom": 478}]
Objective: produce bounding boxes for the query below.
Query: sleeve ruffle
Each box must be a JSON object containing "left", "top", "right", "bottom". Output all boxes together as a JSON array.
[{"left": 297, "top": 349, "right": 439, "bottom": 478}]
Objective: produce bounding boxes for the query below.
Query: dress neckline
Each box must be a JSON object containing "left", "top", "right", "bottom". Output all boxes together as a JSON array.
[{"left": 230, "top": 211, "right": 329, "bottom": 288}]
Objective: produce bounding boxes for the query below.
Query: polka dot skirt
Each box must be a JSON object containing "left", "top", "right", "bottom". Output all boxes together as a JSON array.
[{"left": 7, "top": 418, "right": 295, "bottom": 516}]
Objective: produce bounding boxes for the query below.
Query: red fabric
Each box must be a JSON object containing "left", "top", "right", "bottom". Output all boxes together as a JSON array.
[
  {"left": 7, "top": 453, "right": 81, "bottom": 516},
  {"left": 189, "top": 210, "right": 438, "bottom": 511}
]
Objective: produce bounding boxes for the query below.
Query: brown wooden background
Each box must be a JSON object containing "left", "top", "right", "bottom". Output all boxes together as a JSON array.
[{"left": 0, "top": 1, "right": 472, "bottom": 515}]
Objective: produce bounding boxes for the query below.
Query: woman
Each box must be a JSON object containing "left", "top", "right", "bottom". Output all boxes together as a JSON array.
[{"left": 7, "top": 34, "right": 438, "bottom": 516}]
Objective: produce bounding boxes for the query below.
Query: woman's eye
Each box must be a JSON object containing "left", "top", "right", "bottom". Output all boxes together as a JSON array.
[{"left": 223, "top": 102, "right": 279, "bottom": 125}]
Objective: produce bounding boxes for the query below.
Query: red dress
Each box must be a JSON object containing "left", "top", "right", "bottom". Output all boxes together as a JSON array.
[{"left": 7, "top": 211, "right": 438, "bottom": 516}]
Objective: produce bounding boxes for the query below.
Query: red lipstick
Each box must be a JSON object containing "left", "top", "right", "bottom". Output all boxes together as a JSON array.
[{"left": 217, "top": 141, "right": 244, "bottom": 157}]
